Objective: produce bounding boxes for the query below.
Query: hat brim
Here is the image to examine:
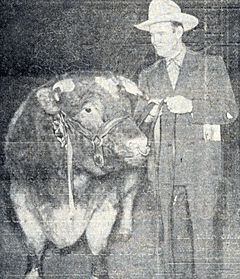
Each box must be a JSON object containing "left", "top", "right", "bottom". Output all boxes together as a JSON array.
[{"left": 134, "top": 13, "right": 199, "bottom": 32}]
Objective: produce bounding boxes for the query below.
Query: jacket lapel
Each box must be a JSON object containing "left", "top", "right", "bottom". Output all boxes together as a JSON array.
[
  {"left": 174, "top": 49, "right": 200, "bottom": 97},
  {"left": 147, "top": 49, "right": 200, "bottom": 100},
  {"left": 151, "top": 59, "right": 173, "bottom": 99}
]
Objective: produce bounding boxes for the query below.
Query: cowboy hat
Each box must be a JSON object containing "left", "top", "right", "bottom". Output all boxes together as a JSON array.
[{"left": 134, "top": 0, "right": 199, "bottom": 32}]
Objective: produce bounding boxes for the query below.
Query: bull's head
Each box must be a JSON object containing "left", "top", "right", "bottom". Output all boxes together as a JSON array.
[{"left": 36, "top": 73, "right": 149, "bottom": 174}]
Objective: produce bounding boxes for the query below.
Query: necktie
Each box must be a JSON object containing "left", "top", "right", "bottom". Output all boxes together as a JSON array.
[{"left": 166, "top": 58, "right": 181, "bottom": 90}]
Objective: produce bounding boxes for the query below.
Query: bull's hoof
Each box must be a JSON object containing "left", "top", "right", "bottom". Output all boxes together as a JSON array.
[
  {"left": 91, "top": 253, "right": 109, "bottom": 279},
  {"left": 24, "top": 268, "right": 41, "bottom": 279},
  {"left": 118, "top": 218, "right": 133, "bottom": 240},
  {"left": 91, "top": 275, "right": 109, "bottom": 279}
]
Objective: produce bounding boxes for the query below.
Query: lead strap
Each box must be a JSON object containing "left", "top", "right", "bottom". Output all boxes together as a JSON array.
[{"left": 67, "top": 134, "right": 75, "bottom": 214}]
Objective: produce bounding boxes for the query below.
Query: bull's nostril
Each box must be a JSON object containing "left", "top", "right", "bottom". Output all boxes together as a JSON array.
[
  {"left": 128, "top": 142, "right": 138, "bottom": 150},
  {"left": 137, "top": 146, "right": 150, "bottom": 156}
]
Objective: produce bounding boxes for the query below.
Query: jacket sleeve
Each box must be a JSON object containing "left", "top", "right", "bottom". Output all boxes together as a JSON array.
[
  {"left": 133, "top": 71, "right": 149, "bottom": 122},
  {"left": 191, "top": 56, "right": 239, "bottom": 125}
]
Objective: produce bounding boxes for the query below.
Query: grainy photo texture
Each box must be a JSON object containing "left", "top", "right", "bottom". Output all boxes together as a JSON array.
[{"left": 0, "top": 1, "right": 239, "bottom": 279}]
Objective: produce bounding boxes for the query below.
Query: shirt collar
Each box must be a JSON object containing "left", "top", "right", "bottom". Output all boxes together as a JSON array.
[{"left": 165, "top": 44, "right": 186, "bottom": 68}]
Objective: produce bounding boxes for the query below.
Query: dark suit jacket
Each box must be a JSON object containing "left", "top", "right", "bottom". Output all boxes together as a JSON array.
[{"left": 135, "top": 48, "right": 238, "bottom": 191}]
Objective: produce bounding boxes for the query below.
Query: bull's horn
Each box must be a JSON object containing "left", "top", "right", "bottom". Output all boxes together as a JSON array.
[
  {"left": 95, "top": 76, "right": 119, "bottom": 99},
  {"left": 52, "top": 79, "right": 75, "bottom": 94}
]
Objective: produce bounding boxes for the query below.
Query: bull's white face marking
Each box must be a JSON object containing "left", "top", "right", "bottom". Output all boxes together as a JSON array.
[
  {"left": 95, "top": 76, "right": 143, "bottom": 100},
  {"left": 95, "top": 76, "right": 120, "bottom": 99},
  {"left": 53, "top": 78, "right": 75, "bottom": 93},
  {"left": 117, "top": 76, "right": 143, "bottom": 96}
]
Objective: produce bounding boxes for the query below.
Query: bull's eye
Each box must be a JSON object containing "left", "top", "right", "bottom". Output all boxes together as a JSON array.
[{"left": 85, "top": 108, "right": 92, "bottom": 113}]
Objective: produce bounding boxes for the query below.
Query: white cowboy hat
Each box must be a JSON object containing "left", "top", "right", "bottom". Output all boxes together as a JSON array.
[{"left": 134, "top": 0, "right": 199, "bottom": 32}]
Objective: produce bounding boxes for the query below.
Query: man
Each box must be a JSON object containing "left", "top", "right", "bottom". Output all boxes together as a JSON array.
[{"left": 134, "top": 0, "right": 238, "bottom": 278}]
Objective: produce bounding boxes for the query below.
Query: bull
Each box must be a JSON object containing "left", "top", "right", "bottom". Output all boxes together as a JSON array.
[{"left": 4, "top": 72, "right": 150, "bottom": 279}]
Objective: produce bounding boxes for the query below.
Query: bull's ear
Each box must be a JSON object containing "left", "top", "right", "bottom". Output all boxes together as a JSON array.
[
  {"left": 37, "top": 79, "right": 75, "bottom": 115},
  {"left": 36, "top": 87, "right": 60, "bottom": 115},
  {"left": 117, "top": 76, "right": 143, "bottom": 96}
]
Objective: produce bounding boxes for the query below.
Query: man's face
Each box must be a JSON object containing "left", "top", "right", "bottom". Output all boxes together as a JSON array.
[{"left": 150, "top": 22, "right": 182, "bottom": 58}]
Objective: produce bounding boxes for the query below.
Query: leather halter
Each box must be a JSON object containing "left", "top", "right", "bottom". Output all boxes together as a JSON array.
[
  {"left": 63, "top": 112, "right": 130, "bottom": 168},
  {"left": 52, "top": 111, "right": 130, "bottom": 213},
  {"left": 53, "top": 102, "right": 163, "bottom": 213}
]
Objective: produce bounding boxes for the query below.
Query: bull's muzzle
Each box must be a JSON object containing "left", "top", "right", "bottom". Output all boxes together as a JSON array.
[
  {"left": 137, "top": 145, "right": 150, "bottom": 156},
  {"left": 128, "top": 138, "right": 150, "bottom": 157}
]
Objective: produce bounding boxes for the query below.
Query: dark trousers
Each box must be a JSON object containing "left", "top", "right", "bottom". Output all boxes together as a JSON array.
[{"left": 156, "top": 184, "right": 222, "bottom": 279}]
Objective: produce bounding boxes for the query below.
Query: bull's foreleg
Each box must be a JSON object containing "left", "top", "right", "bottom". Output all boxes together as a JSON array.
[
  {"left": 10, "top": 182, "right": 46, "bottom": 279},
  {"left": 19, "top": 209, "right": 46, "bottom": 279},
  {"left": 118, "top": 187, "right": 137, "bottom": 240},
  {"left": 118, "top": 170, "right": 139, "bottom": 239},
  {"left": 91, "top": 252, "right": 109, "bottom": 279},
  {"left": 86, "top": 198, "right": 118, "bottom": 279},
  {"left": 24, "top": 250, "right": 45, "bottom": 279}
]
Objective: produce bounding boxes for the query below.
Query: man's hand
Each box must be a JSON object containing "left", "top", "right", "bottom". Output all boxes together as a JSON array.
[
  {"left": 165, "top": 95, "right": 193, "bottom": 114},
  {"left": 144, "top": 98, "right": 163, "bottom": 122}
]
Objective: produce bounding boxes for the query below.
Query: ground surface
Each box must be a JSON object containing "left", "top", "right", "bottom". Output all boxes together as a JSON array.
[{"left": 1, "top": 178, "right": 240, "bottom": 279}]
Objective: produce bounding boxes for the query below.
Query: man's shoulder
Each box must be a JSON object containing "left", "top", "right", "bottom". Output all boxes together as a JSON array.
[
  {"left": 186, "top": 48, "right": 225, "bottom": 64},
  {"left": 139, "top": 48, "right": 226, "bottom": 78}
]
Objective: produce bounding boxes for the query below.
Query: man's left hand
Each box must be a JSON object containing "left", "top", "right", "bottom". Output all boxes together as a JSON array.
[{"left": 165, "top": 95, "right": 193, "bottom": 114}]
